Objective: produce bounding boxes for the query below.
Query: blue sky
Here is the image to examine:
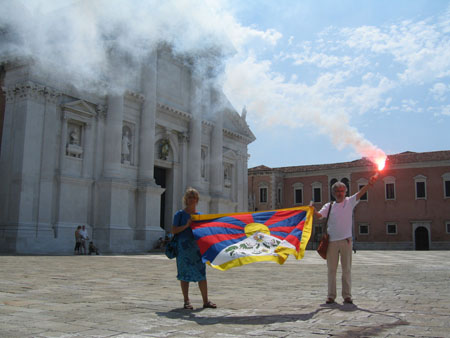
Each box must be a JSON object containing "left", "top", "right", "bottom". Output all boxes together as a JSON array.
[{"left": 220, "top": 0, "right": 450, "bottom": 168}]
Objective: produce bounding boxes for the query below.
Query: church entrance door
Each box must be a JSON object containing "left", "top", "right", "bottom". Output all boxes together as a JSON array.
[{"left": 154, "top": 167, "right": 166, "bottom": 229}]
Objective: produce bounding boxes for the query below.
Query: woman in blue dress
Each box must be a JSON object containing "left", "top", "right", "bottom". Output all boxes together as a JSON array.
[{"left": 172, "top": 187, "right": 217, "bottom": 310}]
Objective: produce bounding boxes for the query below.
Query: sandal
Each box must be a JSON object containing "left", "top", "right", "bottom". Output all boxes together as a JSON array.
[
  {"left": 326, "top": 298, "right": 335, "bottom": 304},
  {"left": 344, "top": 298, "right": 353, "bottom": 304},
  {"left": 203, "top": 300, "right": 217, "bottom": 309},
  {"left": 183, "top": 301, "right": 194, "bottom": 310}
]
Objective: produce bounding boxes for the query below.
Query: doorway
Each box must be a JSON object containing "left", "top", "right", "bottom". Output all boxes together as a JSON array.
[
  {"left": 415, "top": 226, "right": 429, "bottom": 250},
  {"left": 154, "top": 167, "right": 166, "bottom": 229}
]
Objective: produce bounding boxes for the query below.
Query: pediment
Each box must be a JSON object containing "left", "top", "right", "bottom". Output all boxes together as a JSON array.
[
  {"left": 223, "top": 149, "right": 238, "bottom": 160},
  {"left": 62, "top": 99, "right": 97, "bottom": 119},
  {"left": 223, "top": 108, "right": 256, "bottom": 143}
]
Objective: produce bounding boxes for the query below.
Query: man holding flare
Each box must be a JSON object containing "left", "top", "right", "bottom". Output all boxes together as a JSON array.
[{"left": 314, "top": 169, "right": 380, "bottom": 305}]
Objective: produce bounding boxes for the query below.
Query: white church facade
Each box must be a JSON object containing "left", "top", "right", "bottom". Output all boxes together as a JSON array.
[{"left": 0, "top": 48, "right": 255, "bottom": 254}]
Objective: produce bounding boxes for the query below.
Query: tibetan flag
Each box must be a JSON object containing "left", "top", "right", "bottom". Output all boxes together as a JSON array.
[{"left": 191, "top": 206, "right": 313, "bottom": 271}]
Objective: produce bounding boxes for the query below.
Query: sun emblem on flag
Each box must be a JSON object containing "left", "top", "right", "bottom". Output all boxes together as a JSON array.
[{"left": 244, "top": 222, "right": 270, "bottom": 237}]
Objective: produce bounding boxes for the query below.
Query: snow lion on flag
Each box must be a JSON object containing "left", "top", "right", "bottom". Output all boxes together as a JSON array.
[{"left": 191, "top": 206, "right": 313, "bottom": 271}]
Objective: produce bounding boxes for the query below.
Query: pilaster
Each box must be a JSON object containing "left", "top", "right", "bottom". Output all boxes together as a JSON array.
[
  {"left": 187, "top": 77, "right": 202, "bottom": 189},
  {"left": 103, "top": 94, "right": 123, "bottom": 178},
  {"left": 139, "top": 51, "right": 157, "bottom": 183}
]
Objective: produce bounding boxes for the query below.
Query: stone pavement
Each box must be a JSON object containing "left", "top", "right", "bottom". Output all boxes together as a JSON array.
[{"left": 1, "top": 251, "right": 449, "bottom": 338}]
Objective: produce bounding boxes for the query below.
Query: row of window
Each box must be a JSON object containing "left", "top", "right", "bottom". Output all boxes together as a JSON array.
[
  {"left": 313, "top": 222, "right": 450, "bottom": 237},
  {"left": 358, "top": 222, "right": 450, "bottom": 235},
  {"left": 358, "top": 223, "right": 399, "bottom": 235},
  {"left": 258, "top": 176, "right": 450, "bottom": 204}
]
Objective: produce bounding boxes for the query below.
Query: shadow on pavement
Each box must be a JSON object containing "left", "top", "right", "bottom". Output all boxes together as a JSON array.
[
  {"left": 156, "top": 307, "right": 329, "bottom": 325},
  {"left": 319, "top": 303, "right": 409, "bottom": 337},
  {"left": 333, "top": 319, "right": 409, "bottom": 337}
]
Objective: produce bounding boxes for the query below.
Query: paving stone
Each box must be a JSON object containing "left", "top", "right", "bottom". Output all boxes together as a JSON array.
[{"left": 1, "top": 251, "right": 450, "bottom": 337}]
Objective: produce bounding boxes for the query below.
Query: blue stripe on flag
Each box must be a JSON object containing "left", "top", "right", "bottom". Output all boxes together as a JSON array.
[
  {"left": 288, "top": 227, "right": 303, "bottom": 239},
  {"left": 193, "top": 226, "right": 244, "bottom": 239},
  {"left": 268, "top": 211, "right": 306, "bottom": 229},
  {"left": 270, "top": 230, "right": 289, "bottom": 238},
  {"left": 252, "top": 211, "right": 277, "bottom": 224}
]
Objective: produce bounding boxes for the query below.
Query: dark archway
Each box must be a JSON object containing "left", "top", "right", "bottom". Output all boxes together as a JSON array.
[
  {"left": 415, "top": 227, "right": 429, "bottom": 250},
  {"left": 0, "top": 66, "right": 6, "bottom": 153},
  {"left": 154, "top": 167, "right": 166, "bottom": 229}
]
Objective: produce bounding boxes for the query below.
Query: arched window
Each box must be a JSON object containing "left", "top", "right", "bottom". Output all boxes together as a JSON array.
[
  {"left": 341, "top": 178, "right": 350, "bottom": 197},
  {"left": 330, "top": 178, "right": 338, "bottom": 201}
]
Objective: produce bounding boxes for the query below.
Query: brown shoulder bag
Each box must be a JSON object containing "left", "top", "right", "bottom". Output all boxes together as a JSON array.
[{"left": 317, "top": 202, "right": 333, "bottom": 259}]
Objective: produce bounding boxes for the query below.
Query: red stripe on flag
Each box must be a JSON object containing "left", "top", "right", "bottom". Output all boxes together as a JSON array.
[
  {"left": 285, "top": 234, "right": 301, "bottom": 250},
  {"left": 269, "top": 225, "right": 296, "bottom": 233}
]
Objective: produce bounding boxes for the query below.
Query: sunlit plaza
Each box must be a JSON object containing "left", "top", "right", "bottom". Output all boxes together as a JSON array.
[{"left": 1, "top": 251, "right": 449, "bottom": 337}]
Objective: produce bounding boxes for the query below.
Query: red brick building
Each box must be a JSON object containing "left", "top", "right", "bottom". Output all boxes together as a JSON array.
[{"left": 248, "top": 151, "right": 450, "bottom": 250}]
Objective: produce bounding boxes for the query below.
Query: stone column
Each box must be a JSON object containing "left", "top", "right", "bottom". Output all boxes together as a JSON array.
[
  {"left": 82, "top": 123, "right": 93, "bottom": 178},
  {"left": 0, "top": 86, "right": 15, "bottom": 229},
  {"left": 243, "top": 153, "right": 250, "bottom": 211},
  {"left": 95, "top": 93, "right": 127, "bottom": 253},
  {"left": 187, "top": 77, "right": 202, "bottom": 189},
  {"left": 236, "top": 151, "right": 244, "bottom": 211},
  {"left": 210, "top": 112, "right": 223, "bottom": 196},
  {"left": 0, "top": 81, "right": 49, "bottom": 253},
  {"left": 103, "top": 94, "right": 123, "bottom": 178},
  {"left": 135, "top": 50, "right": 164, "bottom": 245},
  {"left": 59, "top": 116, "right": 68, "bottom": 174},
  {"left": 179, "top": 131, "right": 189, "bottom": 202},
  {"left": 36, "top": 89, "right": 60, "bottom": 238},
  {"left": 139, "top": 51, "right": 157, "bottom": 183}
]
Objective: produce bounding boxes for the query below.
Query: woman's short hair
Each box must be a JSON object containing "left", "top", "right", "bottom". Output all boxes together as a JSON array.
[
  {"left": 331, "top": 181, "right": 347, "bottom": 197},
  {"left": 183, "top": 187, "right": 199, "bottom": 205}
]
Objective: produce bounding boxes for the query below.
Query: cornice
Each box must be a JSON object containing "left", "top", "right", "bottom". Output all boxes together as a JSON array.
[
  {"left": 223, "top": 127, "right": 254, "bottom": 144},
  {"left": 125, "top": 90, "right": 145, "bottom": 102},
  {"left": 250, "top": 159, "right": 450, "bottom": 179},
  {"left": 157, "top": 102, "right": 191, "bottom": 121},
  {"left": 3, "top": 81, "right": 61, "bottom": 103},
  {"left": 202, "top": 120, "right": 214, "bottom": 128}
]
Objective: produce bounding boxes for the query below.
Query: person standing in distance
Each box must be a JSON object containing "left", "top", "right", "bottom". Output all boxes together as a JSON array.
[{"left": 314, "top": 175, "right": 378, "bottom": 304}]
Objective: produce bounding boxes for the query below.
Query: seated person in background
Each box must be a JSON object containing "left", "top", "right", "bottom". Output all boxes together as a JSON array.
[{"left": 88, "top": 241, "right": 99, "bottom": 255}]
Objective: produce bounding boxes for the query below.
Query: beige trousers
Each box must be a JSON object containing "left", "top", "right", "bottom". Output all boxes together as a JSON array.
[{"left": 326, "top": 238, "right": 352, "bottom": 300}]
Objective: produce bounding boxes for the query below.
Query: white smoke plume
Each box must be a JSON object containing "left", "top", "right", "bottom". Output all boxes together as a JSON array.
[
  {"left": 0, "top": 0, "right": 386, "bottom": 165},
  {"left": 0, "top": 0, "right": 233, "bottom": 94}
]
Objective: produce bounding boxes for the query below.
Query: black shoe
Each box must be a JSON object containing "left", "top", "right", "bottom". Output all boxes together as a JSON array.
[{"left": 343, "top": 298, "right": 353, "bottom": 304}]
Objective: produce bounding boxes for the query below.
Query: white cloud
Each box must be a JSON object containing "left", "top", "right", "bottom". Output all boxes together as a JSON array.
[
  {"left": 340, "top": 17, "right": 450, "bottom": 84},
  {"left": 430, "top": 82, "right": 448, "bottom": 101},
  {"left": 440, "top": 105, "right": 450, "bottom": 116},
  {"left": 288, "top": 36, "right": 294, "bottom": 46}
]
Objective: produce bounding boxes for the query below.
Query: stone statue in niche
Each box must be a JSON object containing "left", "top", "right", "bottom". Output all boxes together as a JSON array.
[
  {"left": 121, "top": 129, "right": 131, "bottom": 164},
  {"left": 69, "top": 128, "right": 80, "bottom": 145},
  {"left": 201, "top": 148, "right": 206, "bottom": 178},
  {"left": 159, "top": 139, "right": 170, "bottom": 160},
  {"left": 224, "top": 164, "right": 232, "bottom": 187},
  {"left": 66, "top": 124, "right": 83, "bottom": 158}
]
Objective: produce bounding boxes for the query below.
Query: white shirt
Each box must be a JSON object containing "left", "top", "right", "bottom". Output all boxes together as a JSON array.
[
  {"left": 79, "top": 229, "right": 89, "bottom": 240},
  {"left": 319, "top": 194, "right": 359, "bottom": 242}
]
